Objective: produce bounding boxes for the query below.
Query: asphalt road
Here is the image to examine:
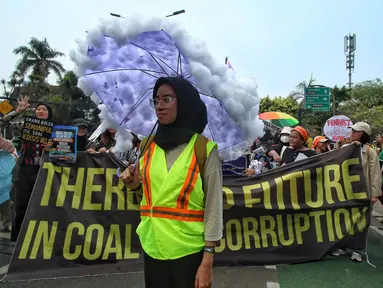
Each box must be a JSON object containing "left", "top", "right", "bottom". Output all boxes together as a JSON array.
[{"left": 0, "top": 226, "right": 382, "bottom": 288}]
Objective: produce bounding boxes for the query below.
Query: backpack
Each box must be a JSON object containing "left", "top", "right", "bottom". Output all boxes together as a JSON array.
[{"left": 140, "top": 134, "right": 209, "bottom": 176}]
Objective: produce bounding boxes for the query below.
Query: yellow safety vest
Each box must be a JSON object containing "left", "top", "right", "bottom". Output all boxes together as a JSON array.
[{"left": 137, "top": 134, "right": 216, "bottom": 260}]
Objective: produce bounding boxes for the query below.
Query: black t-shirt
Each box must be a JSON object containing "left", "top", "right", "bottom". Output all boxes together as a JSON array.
[
  {"left": 77, "top": 135, "right": 89, "bottom": 151},
  {"left": 267, "top": 142, "right": 286, "bottom": 157},
  {"left": 281, "top": 147, "right": 316, "bottom": 165}
]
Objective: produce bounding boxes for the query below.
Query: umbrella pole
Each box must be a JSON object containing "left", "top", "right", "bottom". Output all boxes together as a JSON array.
[
  {"left": 133, "top": 120, "right": 159, "bottom": 169},
  {"left": 116, "top": 121, "right": 158, "bottom": 178}
]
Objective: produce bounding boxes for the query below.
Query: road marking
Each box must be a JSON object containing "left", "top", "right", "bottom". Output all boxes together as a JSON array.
[
  {"left": 267, "top": 282, "right": 280, "bottom": 288},
  {"left": 0, "top": 264, "right": 9, "bottom": 275},
  {"left": 265, "top": 265, "right": 276, "bottom": 270}
]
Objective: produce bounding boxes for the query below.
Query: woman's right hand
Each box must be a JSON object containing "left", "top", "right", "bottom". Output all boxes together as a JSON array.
[
  {"left": 120, "top": 165, "right": 140, "bottom": 189},
  {"left": 16, "top": 95, "right": 30, "bottom": 113},
  {"left": 273, "top": 154, "right": 281, "bottom": 163}
]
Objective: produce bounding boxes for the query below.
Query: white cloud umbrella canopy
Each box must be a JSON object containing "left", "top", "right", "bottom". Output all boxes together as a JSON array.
[{"left": 71, "top": 14, "right": 264, "bottom": 160}]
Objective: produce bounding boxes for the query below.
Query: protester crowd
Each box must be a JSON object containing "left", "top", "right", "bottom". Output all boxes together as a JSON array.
[
  {"left": 0, "top": 97, "right": 141, "bottom": 240},
  {"left": 0, "top": 82, "right": 383, "bottom": 287}
]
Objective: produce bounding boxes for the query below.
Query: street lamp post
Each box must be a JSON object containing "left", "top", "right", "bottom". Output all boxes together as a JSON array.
[
  {"left": 110, "top": 10, "right": 185, "bottom": 19},
  {"left": 166, "top": 10, "right": 185, "bottom": 17},
  {"left": 110, "top": 13, "right": 125, "bottom": 18}
]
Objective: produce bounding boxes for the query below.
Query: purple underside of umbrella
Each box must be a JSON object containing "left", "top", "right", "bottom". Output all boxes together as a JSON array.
[{"left": 83, "top": 30, "right": 246, "bottom": 151}]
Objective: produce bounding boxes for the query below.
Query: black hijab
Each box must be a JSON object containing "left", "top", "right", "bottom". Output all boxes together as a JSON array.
[
  {"left": 35, "top": 102, "right": 53, "bottom": 121},
  {"left": 153, "top": 77, "right": 207, "bottom": 151}
]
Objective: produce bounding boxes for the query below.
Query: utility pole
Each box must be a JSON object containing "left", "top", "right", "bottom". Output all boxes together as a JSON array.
[{"left": 344, "top": 33, "right": 356, "bottom": 89}]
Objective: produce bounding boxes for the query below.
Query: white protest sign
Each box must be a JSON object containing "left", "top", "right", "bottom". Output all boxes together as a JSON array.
[{"left": 323, "top": 115, "right": 353, "bottom": 142}]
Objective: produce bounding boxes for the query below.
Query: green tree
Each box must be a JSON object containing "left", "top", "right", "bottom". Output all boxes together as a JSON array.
[
  {"left": 259, "top": 95, "right": 299, "bottom": 117},
  {"left": 332, "top": 85, "right": 351, "bottom": 110},
  {"left": 1, "top": 70, "right": 24, "bottom": 98},
  {"left": 1, "top": 79, "right": 7, "bottom": 96},
  {"left": 340, "top": 78, "right": 383, "bottom": 133},
  {"left": 41, "top": 71, "right": 100, "bottom": 125}
]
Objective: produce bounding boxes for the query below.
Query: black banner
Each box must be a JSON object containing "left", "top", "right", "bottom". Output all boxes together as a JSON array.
[
  {"left": 21, "top": 116, "right": 54, "bottom": 145},
  {"left": 6, "top": 145, "right": 370, "bottom": 281}
]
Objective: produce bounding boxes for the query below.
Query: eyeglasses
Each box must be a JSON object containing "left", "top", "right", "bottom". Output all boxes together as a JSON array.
[{"left": 149, "top": 95, "right": 175, "bottom": 109}]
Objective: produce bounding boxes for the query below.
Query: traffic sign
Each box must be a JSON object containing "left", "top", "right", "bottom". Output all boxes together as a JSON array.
[
  {"left": 0, "top": 100, "right": 14, "bottom": 115},
  {"left": 304, "top": 87, "right": 330, "bottom": 112}
]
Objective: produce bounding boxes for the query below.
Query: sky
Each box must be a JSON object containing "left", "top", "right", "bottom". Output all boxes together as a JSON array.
[{"left": 0, "top": 0, "right": 382, "bottom": 98}]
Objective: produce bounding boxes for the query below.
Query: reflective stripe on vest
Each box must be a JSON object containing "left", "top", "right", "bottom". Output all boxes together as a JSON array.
[
  {"left": 137, "top": 134, "right": 217, "bottom": 259},
  {"left": 139, "top": 135, "right": 208, "bottom": 222}
]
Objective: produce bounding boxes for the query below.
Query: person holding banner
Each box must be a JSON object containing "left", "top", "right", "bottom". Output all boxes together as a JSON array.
[
  {"left": 281, "top": 126, "right": 316, "bottom": 165},
  {"left": 11, "top": 102, "right": 53, "bottom": 242},
  {"left": 120, "top": 77, "right": 223, "bottom": 288},
  {"left": 71, "top": 118, "right": 90, "bottom": 151},
  {"left": 266, "top": 126, "right": 292, "bottom": 163},
  {"left": 312, "top": 136, "right": 331, "bottom": 154},
  {"left": 332, "top": 122, "right": 382, "bottom": 261}
]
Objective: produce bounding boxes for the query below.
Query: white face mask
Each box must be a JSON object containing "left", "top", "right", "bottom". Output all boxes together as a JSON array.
[{"left": 280, "top": 135, "right": 290, "bottom": 144}]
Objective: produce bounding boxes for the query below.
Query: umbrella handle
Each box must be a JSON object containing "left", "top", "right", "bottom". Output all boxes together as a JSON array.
[
  {"left": 133, "top": 153, "right": 140, "bottom": 170},
  {"left": 116, "top": 158, "right": 138, "bottom": 178},
  {"left": 116, "top": 121, "right": 159, "bottom": 179}
]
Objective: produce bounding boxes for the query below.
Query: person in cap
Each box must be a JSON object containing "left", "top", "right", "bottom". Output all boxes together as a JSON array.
[
  {"left": 348, "top": 122, "right": 381, "bottom": 204},
  {"left": 11, "top": 102, "right": 53, "bottom": 242},
  {"left": 312, "top": 136, "right": 331, "bottom": 154},
  {"left": 71, "top": 118, "right": 90, "bottom": 151},
  {"left": 266, "top": 126, "right": 292, "bottom": 164},
  {"left": 331, "top": 122, "right": 382, "bottom": 262},
  {"left": 280, "top": 126, "right": 316, "bottom": 165},
  {"left": 119, "top": 77, "right": 222, "bottom": 288}
]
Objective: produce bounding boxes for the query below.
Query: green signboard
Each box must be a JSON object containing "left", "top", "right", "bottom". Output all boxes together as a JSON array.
[{"left": 304, "top": 87, "right": 330, "bottom": 112}]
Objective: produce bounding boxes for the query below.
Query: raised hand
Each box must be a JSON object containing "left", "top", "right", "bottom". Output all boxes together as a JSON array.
[{"left": 16, "top": 95, "right": 30, "bottom": 113}]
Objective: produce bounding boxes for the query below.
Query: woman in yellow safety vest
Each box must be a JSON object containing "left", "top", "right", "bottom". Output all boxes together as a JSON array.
[{"left": 120, "top": 77, "right": 223, "bottom": 288}]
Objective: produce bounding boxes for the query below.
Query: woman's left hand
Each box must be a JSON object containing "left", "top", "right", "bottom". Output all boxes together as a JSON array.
[
  {"left": 243, "top": 168, "right": 256, "bottom": 177},
  {"left": 195, "top": 262, "right": 212, "bottom": 288},
  {"left": 376, "top": 134, "right": 383, "bottom": 144},
  {"left": 99, "top": 147, "right": 107, "bottom": 153}
]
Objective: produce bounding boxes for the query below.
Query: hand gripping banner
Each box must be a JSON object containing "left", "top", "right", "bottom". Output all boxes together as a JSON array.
[{"left": 5, "top": 145, "right": 370, "bottom": 281}]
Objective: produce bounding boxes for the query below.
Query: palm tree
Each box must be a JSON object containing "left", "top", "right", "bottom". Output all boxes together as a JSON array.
[
  {"left": 288, "top": 73, "right": 317, "bottom": 122},
  {"left": 1, "top": 79, "right": 7, "bottom": 96},
  {"left": 290, "top": 73, "right": 316, "bottom": 100},
  {"left": 13, "top": 37, "right": 66, "bottom": 81},
  {"left": 1, "top": 71, "right": 24, "bottom": 98}
]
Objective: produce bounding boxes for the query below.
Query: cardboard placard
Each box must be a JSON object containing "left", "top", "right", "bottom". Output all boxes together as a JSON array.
[
  {"left": 21, "top": 116, "right": 54, "bottom": 145},
  {"left": 49, "top": 126, "right": 78, "bottom": 163}
]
